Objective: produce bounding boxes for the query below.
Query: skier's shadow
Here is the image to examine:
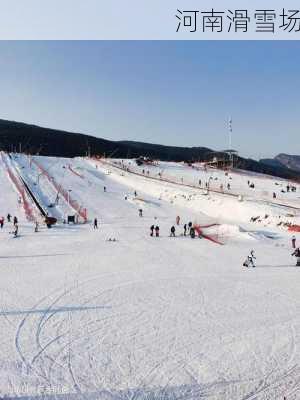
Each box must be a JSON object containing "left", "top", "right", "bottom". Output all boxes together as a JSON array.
[{"left": 0, "top": 253, "right": 70, "bottom": 259}]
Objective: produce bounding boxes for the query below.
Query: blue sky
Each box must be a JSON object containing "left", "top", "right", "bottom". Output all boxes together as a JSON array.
[{"left": 0, "top": 41, "right": 299, "bottom": 159}]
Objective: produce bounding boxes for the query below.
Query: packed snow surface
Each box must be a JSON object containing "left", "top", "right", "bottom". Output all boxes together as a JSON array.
[{"left": 0, "top": 154, "right": 300, "bottom": 400}]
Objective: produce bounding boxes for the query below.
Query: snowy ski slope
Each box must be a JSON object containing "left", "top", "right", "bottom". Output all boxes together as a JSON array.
[{"left": 0, "top": 154, "right": 300, "bottom": 400}]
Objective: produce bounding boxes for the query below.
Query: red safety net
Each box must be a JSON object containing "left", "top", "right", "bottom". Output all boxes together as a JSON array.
[
  {"left": 288, "top": 225, "right": 300, "bottom": 233},
  {"left": 1, "top": 153, "right": 35, "bottom": 222},
  {"left": 194, "top": 224, "right": 224, "bottom": 245}
]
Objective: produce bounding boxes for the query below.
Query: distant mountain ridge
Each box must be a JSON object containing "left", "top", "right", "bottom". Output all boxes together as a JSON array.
[
  {"left": 260, "top": 153, "right": 300, "bottom": 173},
  {"left": 0, "top": 118, "right": 299, "bottom": 181},
  {"left": 275, "top": 153, "right": 300, "bottom": 172}
]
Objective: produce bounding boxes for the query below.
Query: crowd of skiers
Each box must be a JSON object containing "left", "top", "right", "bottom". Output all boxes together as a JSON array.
[
  {"left": 0, "top": 213, "right": 19, "bottom": 237},
  {"left": 149, "top": 216, "right": 201, "bottom": 239}
]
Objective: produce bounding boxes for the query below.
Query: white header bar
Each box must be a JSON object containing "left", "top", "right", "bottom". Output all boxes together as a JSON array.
[{"left": 0, "top": 0, "right": 299, "bottom": 39}]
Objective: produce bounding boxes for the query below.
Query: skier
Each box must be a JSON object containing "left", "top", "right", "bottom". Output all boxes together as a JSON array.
[
  {"left": 94, "top": 218, "right": 98, "bottom": 229},
  {"left": 104, "top": 186, "right": 106, "bottom": 192},
  {"left": 134, "top": 191, "right": 137, "bottom": 197},
  {"left": 243, "top": 250, "right": 256, "bottom": 268},
  {"left": 139, "top": 209, "right": 143, "bottom": 217},
  {"left": 176, "top": 215, "right": 180, "bottom": 225},
  {"left": 13, "top": 216, "right": 18, "bottom": 226},
  {"left": 188, "top": 221, "right": 192, "bottom": 233},
  {"left": 34, "top": 221, "right": 39, "bottom": 232},
  {"left": 7, "top": 213, "right": 11, "bottom": 222},
  {"left": 273, "top": 192, "right": 277, "bottom": 199},
  {"left": 292, "top": 235, "right": 296, "bottom": 249},
  {"left": 13, "top": 223, "right": 19, "bottom": 238},
  {"left": 292, "top": 248, "right": 300, "bottom": 266},
  {"left": 190, "top": 227, "right": 195, "bottom": 239},
  {"left": 155, "top": 225, "right": 160, "bottom": 237},
  {"left": 170, "top": 226, "right": 176, "bottom": 237},
  {"left": 150, "top": 225, "right": 154, "bottom": 237},
  {"left": 183, "top": 224, "right": 187, "bottom": 236},
  {"left": 0, "top": 217, "right": 4, "bottom": 229}
]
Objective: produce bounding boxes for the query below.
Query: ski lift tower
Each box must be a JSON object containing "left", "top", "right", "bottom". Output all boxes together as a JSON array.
[
  {"left": 228, "top": 116, "right": 233, "bottom": 167},
  {"left": 224, "top": 117, "right": 239, "bottom": 169}
]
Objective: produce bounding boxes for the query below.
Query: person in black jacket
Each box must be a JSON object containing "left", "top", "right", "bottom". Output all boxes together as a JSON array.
[
  {"left": 190, "top": 227, "right": 195, "bottom": 239},
  {"left": 155, "top": 225, "right": 160, "bottom": 237},
  {"left": 292, "top": 248, "right": 300, "bottom": 266},
  {"left": 170, "top": 226, "right": 175, "bottom": 237},
  {"left": 150, "top": 225, "right": 154, "bottom": 237}
]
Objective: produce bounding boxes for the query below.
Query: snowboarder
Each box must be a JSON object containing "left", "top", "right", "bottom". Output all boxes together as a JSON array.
[
  {"left": 150, "top": 225, "right": 154, "bottom": 237},
  {"left": 94, "top": 218, "right": 98, "bottom": 229},
  {"left": 139, "top": 209, "right": 143, "bottom": 217},
  {"left": 183, "top": 224, "right": 187, "bottom": 236},
  {"left": 170, "top": 226, "right": 176, "bottom": 237},
  {"left": 13, "top": 216, "right": 18, "bottom": 226},
  {"left": 176, "top": 215, "right": 180, "bottom": 225},
  {"left": 188, "top": 221, "right": 192, "bottom": 233},
  {"left": 7, "top": 213, "right": 11, "bottom": 222},
  {"left": 243, "top": 250, "right": 256, "bottom": 268},
  {"left": 155, "top": 225, "right": 160, "bottom": 237},
  {"left": 292, "top": 248, "right": 300, "bottom": 266},
  {"left": 292, "top": 235, "right": 296, "bottom": 249}
]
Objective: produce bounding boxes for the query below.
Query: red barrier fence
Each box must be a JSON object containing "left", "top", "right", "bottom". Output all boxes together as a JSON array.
[
  {"left": 288, "top": 225, "right": 300, "bottom": 233},
  {"left": 31, "top": 158, "right": 87, "bottom": 222},
  {"left": 1, "top": 153, "right": 35, "bottom": 222}
]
